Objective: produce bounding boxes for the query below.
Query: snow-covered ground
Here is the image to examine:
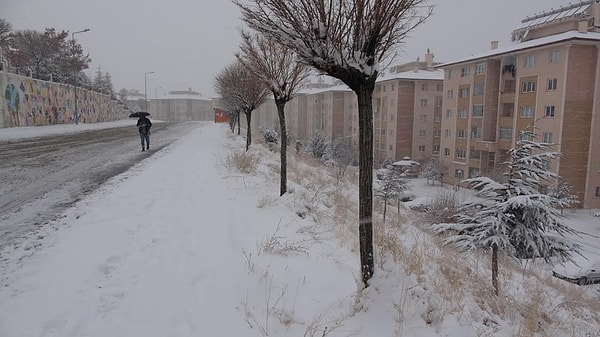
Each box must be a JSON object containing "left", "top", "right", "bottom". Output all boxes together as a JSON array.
[{"left": 0, "top": 121, "right": 599, "bottom": 337}]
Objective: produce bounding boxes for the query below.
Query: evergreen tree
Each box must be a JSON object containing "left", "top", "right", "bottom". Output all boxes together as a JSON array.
[
  {"left": 375, "top": 168, "right": 408, "bottom": 222},
  {"left": 433, "top": 129, "right": 581, "bottom": 296}
]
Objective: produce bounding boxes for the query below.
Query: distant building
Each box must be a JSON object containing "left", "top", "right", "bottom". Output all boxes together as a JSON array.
[
  {"left": 151, "top": 89, "right": 214, "bottom": 122},
  {"left": 373, "top": 50, "right": 444, "bottom": 166}
]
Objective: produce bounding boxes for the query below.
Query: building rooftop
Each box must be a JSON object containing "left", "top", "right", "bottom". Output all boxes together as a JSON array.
[
  {"left": 513, "top": 0, "right": 596, "bottom": 41},
  {"left": 438, "top": 30, "right": 600, "bottom": 67},
  {"left": 377, "top": 69, "right": 444, "bottom": 81}
]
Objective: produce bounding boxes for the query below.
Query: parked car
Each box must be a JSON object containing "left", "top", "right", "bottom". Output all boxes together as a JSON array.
[{"left": 552, "top": 257, "right": 600, "bottom": 285}]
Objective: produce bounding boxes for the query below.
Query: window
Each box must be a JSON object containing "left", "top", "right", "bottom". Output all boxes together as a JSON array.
[
  {"left": 434, "top": 129, "right": 441, "bottom": 137},
  {"left": 458, "top": 109, "right": 468, "bottom": 118},
  {"left": 499, "top": 127, "right": 513, "bottom": 140},
  {"left": 444, "top": 148, "right": 450, "bottom": 156},
  {"left": 437, "top": 84, "right": 444, "bottom": 92},
  {"left": 456, "top": 149, "right": 466, "bottom": 159},
  {"left": 547, "top": 78, "right": 557, "bottom": 91},
  {"left": 455, "top": 169, "right": 464, "bottom": 179},
  {"left": 389, "top": 145, "right": 393, "bottom": 151},
  {"left": 418, "top": 145, "right": 426, "bottom": 152},
  {"left": 550, "top": 50, "right": 560, "bottom": 64},
  {"left": 522, "top": 81, "right": 536, "bottom": 93},
  {"left": 434, "top": 115, "right": 442, "bottom": 122},
  {"left": 445, "top": 129, "right": 452, "bottom": 138},
  {"left": 447, "top": 90, "right": 454, "bottom": 99},
  {"left": 419, "top": 114, "right": 427, "bottom": 122},
  {"left": 473, "top": 83, "right": 485, "bottom": 96},
  {"left": 520, "top": 106, "right": 534, "bottom": 118},
  {"left": 457, "top": 129, "right": 466, "bottom": 139},
  {"left": 475, "top": 62, "right": 487, "bottom": 75},
  {"left": 461, "top": 67, "right": 470, "bottom": 77},
  {"left": 433, "top": 145, "right": 440, "bottom": 153},
  {"left": 468, "top": 167, "right": 480, "bottom": 178},
  {"left": 502, "top": 103, "right": 514, "bottom": 117},
  {"left": 381, "top": 129, "right": 386, "bottom": 136},
  {"left": 470, "top": 149, "right": 481, "bottom": 159},
  {"left": 446, "top": 109, "right": 453, "bottom": 118},
  {"left": 545, "top": 106, "right": 555, "bottom": 117},
  {"left": 421, "top": 83, "right": 429, "bottom": 91},
  {"left": 595, "top": 186, "right": 600, "bottom": 197},
  {"left": 459, "top": 88, "right": 470, "bottom": 98},
  {"left": 471, "top": 126, "right": 482, "bottom": 139},
  {"left": 542, "top": 131, "right": 553, "bottom": 143},
  {"left": 419, "top": 130, "right": 426, "bottom": 137},
  {"left": 472, "top": 105, "right": 484, "bottom": 117},
  {"left": 520, "top": 132, "right": 533, "bottom": 141},
  {"left": 435, "top": 98, "right": 443, "bottom": 107},
  {"left": 524, "top": 55, "right": 536, "bottom": 67},
  {"left": 420, "top": 99, "right": 428, "bottom": 107},
  {"left": 447, "top": 70, "right": 453, "bottom": 79}
]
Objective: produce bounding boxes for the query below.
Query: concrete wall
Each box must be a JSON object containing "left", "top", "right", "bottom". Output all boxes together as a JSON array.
[{"left": 0, "top": 71, "right": 127, "bottom": 129}]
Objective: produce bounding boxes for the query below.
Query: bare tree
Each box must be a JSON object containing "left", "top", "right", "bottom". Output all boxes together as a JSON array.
[
  {"left": 235, "top": 0, "right": 433, "bottom": 286},
  {"left": 237, "top": 31, "right": 310, "bottom": 196},
  {"left": 330, "top": 137, "right": 356, "bottom": 183},
  {"left": 0, "top": 19, "right": 12, "bottom": 62},
  {"left": 214, "top": 60, "right": 268, "bottom": 152}
]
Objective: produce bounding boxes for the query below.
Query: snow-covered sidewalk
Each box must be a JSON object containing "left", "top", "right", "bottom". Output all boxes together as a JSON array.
[{"left": 0, "top": 122, "right": 356, "bottom": 337}]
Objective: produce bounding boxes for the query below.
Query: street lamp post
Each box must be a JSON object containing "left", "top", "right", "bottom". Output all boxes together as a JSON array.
[
  {"left": 72, "top": 28, "right": 90, "bottom": 125},
  {"left": 144, "top": 71, "right": 155, "bottom": 112},
  {"left": 155, "top": 86, "right": 162, "bottom": 115}
]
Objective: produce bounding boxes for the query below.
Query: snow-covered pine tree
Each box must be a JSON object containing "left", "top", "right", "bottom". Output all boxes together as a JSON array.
[
  {"left": 374, "top": 168, "right": 408, "bottom": 222},
  {"left": 432, "top": 129, "right": 581, "bottom": 295},
  {"left": 549, "top": 177, "right": 579, "bottom": 214}
]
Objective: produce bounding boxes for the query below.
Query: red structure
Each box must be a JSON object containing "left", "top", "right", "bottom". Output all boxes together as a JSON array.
[{"left": 214, "top": 108, "right": 229, "bottom": 123}]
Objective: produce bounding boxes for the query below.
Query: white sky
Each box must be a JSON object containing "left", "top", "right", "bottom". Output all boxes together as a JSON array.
[
  {"left": 0, "top": 121, "right": 599, "bottom": 336},
  {"left": 2, "top": 0, "right": 570, "bottom": 98}
]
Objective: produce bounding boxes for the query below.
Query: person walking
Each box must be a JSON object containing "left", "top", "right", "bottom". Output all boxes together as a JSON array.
[{"left": 137, "top": 115, "right": 152, "bottom": 151}]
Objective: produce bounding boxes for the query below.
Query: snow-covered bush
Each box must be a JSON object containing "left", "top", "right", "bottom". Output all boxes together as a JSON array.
[
  {"left": 260, "top": 126, "right": 279, "bottom": 144},
  {"left": 306, "top": 131, "right": 329, "bottom": 159}
]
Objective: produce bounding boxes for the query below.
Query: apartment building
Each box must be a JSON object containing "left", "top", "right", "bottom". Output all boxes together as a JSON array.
[
  {"left": 373, "top": 55, "right": 444, "bottom": 166},
  {"left": 438, "top": 0, "right": 600, "bottom": 208},
  {"left": 282, "top": 53, "right": 443, "bottom": 167}
]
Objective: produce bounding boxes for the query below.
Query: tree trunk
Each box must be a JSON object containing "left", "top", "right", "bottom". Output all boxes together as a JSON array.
[
  {"left": 276, "top": 99, "right": 287, "bottom": 196},
  {"left": 356, "top": 82, "right": 374, "bottom": 287},
  {"left": 383, "top": 195, "right": 387, "bottom": 223},
  {"left": 492, "top": 243, "right": 499, "bottom": 296},
  {"left": 245, "top": 110, "right": 252, "bottom": 152}
]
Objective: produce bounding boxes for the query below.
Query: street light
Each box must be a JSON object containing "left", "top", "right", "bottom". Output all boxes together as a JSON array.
[
  {"left": 155, "top": 86, "right": 162, "bottom": 115},
  {"left": 72, "top": 28, "right": 91, "bottom": 125},
  {"left": 144, "top": 71, "right": 155, "bottom": 112}
]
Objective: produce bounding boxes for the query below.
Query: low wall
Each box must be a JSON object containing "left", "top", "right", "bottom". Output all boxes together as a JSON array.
[{"left": 0, "top": 71, "right": 128, "bottom": 129}]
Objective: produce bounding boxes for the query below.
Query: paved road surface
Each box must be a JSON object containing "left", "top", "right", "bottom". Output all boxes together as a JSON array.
[{"left": 0, "top": 122, "right": 196, "bottom": 250}]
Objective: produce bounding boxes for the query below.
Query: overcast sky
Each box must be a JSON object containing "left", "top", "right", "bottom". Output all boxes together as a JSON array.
[{"left": 3, "top": 0, "right": 570, "bottom": 98}]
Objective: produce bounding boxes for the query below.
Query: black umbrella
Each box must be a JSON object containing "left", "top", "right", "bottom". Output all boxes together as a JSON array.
[{"left": 129, "top": 111, "right": 151, "bottom": 118}]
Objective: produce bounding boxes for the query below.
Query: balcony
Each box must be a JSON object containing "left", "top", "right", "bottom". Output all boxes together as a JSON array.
[{"left": 474, "top": 141, "right": 497, "bottom": 153}]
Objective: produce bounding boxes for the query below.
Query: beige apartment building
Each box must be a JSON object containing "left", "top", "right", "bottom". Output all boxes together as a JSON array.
[
  {"left": 373, "top": 54, "right": 444, "bottom": 166},
  {"left": 438, "top": 0, "right": 600, "bottom": 208},
  {"left": 282, "top": 53, "right": 443, "bottom": 167}
]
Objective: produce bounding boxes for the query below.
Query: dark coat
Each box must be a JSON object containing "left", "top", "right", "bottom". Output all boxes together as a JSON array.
[{"left": 137, "top": 117, "right": 152, "bottom": 134}]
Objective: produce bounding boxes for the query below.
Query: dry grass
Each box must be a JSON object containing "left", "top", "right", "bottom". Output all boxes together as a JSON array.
[
  {"left": 231, "top": 135, "right": 600, "bottom": 337},
  {"left": 222, "top": 149, "right": 261, "bottom": 174}
]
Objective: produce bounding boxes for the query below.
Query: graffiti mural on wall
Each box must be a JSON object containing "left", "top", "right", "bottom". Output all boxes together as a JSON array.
[{"left": 0, "top": 73, "right": 127, "bottom": 129}]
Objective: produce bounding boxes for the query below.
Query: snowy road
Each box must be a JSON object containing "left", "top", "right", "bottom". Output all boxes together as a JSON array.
[{"left": 0, "top": 122, "right": 196, "bottom": 250}]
